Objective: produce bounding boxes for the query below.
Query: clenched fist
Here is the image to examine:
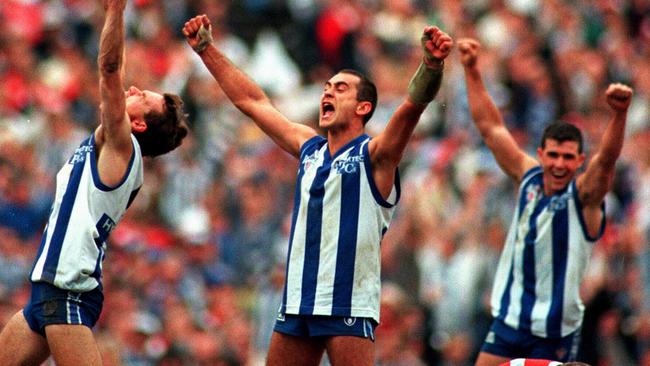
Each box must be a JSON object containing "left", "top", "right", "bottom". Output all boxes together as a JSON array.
[
  {"left": 457, "top": 38, "right": 480, "bottom": 68},
  {"left": 605, "top": 83, "right": 633, "bottom": 112},
  {"left": 421, "top": 26, "right": 453, "bottom": 67},
  {"left": 183, "top": 15, "right": 213, "bottom": 53}
]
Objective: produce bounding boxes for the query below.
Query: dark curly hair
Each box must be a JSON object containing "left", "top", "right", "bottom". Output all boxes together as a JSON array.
[{"left": 134, "top": 93, "right": 189, "bottom": 157}]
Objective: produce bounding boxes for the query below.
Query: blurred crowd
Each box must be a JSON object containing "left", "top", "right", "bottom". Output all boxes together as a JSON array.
[{"left": 1, "top": 0, "right": 650, "bottom": 365}]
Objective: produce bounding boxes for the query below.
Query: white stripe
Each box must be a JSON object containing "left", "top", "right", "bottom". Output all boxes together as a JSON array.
[
  {"left": 531, "top": 206, "right": 553, "bottom": 337},
  {"left": 509, "top": 359, "right": 525, "bottom": 366},
  {"left": 66, "top": 297, "right": 72, "bottom": 324},
  {"left": 363, "top": 319, "right": 368, "bottom": 338},
  {"left": 350, "top": 159, "right": 382, "bottom": 320},
  {"left": 285, "top": 150, "right": 323, "bottom": 312},
  {"left": 313, "top": 161, "right": 342, "bottom": 315}
]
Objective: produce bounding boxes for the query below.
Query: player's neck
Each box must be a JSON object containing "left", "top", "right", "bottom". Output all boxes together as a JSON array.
[{"left": 326, "top": 124, "right": 365, "bottom": 156}]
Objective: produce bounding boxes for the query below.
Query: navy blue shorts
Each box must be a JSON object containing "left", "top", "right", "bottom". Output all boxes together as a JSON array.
[
  {"left": 23, "top": 282, "right": 103, "bottom": 336},
  {"left": 274, "top": 313, "right": 377, "bottom": 341},
  {"left": 480, "top": 319, "right": 580, "bottom": 362}
]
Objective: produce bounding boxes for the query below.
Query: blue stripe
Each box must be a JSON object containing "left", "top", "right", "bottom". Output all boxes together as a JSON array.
[
  {"left": 300, "top": 152, "right": 332, "bottom": 312},
  {"left": 547, "top": 203, "right": 569, "bottom": 337},
  {"left": 126, "top": 187, "right": 141, "bottom": 210},
  {"left": 519, "top": 195, "right": 550, "bottom": 331},
  {"left": 332, "top": 145, "right": 361, "bottom": 314},
  {"left": 41, "top": 159, "right": 86, "bottom": 282},
  {"left": 282, "top": 136, "right": 326, "bottom": 313},
  {"left": 361, "top": 140, "right": 400, "bottom": 208}
]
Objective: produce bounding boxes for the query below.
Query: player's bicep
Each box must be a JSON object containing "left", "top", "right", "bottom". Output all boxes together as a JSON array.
[
  {"left": 577, "top": 153, "right": 613, "bottom": 207},
  {"left": 483, "top": 126, "right": 537, "bottom": 182},
  {"left": 241, "top": 102, "right": 318, "bottom": 158}
]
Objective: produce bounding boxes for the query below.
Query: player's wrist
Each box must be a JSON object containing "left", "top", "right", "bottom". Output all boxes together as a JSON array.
[
  {"left": 423, "top": 55, "right": 444, "bottom": 71},
  {"left": 193, "top": 25, "right": 213, "bottom": 54},
  {"left": 408, "top": 61, "right": 444, "bottom": 105}
]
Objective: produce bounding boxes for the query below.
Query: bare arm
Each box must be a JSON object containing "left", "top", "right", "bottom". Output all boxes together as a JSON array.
[
  {"left": 96, "top": 0, "right": 133, "bottom": 185},
  {"left": 577, "top": 83, "right": 633, "bottom": 207},
  {"left": 369, "top": 26, "right": 453, "bottom": 197},
  {"left": 183, "top": 15, "right": 317, "bottom": 158},
  {"left": 458, "top": 39, "right": 537, "bottom": 183}
]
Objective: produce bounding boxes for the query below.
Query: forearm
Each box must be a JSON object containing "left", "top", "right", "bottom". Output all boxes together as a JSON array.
[
  {"left": 595, "top": 110, "right": 627, "bottom": 167},
  {"left": 98, "top": 6, "right": 124, "bottom": 76},
  {"left": 407, "top": 60, "right": 443, "bottom": 105},
  {"left": 198, "top": 45, "right": 269, "bottom": 113},
  {"left": 463, "top": 66, "right": 504, "bottom": 134}
]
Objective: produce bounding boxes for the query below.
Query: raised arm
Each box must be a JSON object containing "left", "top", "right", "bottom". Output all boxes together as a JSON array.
[
  {"left": 368, "top": 26, "right": 452, "bottom": 197},
  {"left": 577, "top": 83, "right": 633, "bottom": 208},
  {"left": 458, "top": 38, "right": 537, "bottom": 183},
  {"left": 183, "top": 15, "right": 317, "bottom": 158},
  {"left": 96, "top": 0, "right": 134, "bottom": 184}
]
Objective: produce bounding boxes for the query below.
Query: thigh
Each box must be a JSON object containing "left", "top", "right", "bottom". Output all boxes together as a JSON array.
[
  {"left": 0, "top": 310, "right": 50, "bottom": 366},
  {"left": 326, "top": 335, "right": 375, "bottom": 366},
  {"left": 266, "top": 331, "right": 325, "bottom": 366},
  {"left": 45, "top": 323, "right": 102, "bottom": 366}
]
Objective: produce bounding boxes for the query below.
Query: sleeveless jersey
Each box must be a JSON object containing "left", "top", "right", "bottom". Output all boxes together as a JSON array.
[
  {"left": 281, "top": 134, "right": 400, "bottom": 323},
  {"left": 30, "top": 133, "right": 143, "bottom": 292},
  {"left": 491, "top": 166, "right": 605, "bottom": 338}
]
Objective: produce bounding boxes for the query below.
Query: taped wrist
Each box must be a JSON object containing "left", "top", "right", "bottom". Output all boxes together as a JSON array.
[
  {"left": 194, "top": 25, "right": 213, "bottom": 53},
  {"left": 408, "top": 61, "right": 443, "bottom": 105}
]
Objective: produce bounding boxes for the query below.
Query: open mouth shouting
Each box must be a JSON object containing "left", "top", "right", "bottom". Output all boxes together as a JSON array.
[{"left": 321, "top": 101, "right": 335, "bottom": 119}]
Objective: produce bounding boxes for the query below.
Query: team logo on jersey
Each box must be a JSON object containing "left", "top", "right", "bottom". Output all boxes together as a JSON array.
[
  {"left": 302, "top": 151, "right": 319, "bottom": 172},
  {"left": 68, "top": 144, "right": 93, "bottom": 165},
  {"left": 333, "top": 155, "right": 363, "bottom": 175},
  {"left": 549, "top": 192, "right": 570, "bottom": 211},
  {"left": 526, "top": 184, "right": 541, "bottom": 202},
  {"left": 96, "top": 214, "right": 117, "bottom": 246},
  {"left": 555, "top": 347, "right": 567, "bottom": 360},
  {"left": 343, "top": 317, "right": 356, "bottom": 326}
]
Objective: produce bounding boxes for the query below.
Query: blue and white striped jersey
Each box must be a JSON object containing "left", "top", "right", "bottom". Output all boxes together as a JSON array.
[
  {"left": 281, "top": 134, "right": 400, "bottom": 323},
  {"left": 491, "top": 166, "right": 605, "bottom": 338},
  {"left": 30, "top": 133, "right": 143, "bottom": 292}
]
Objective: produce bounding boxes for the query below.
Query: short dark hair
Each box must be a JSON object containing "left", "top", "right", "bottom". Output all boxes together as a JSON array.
[
  {"left": 540, "top": 121, "right": 583, "bottom": 153},
  {"left": 339, "top": 69, "right": 377, "bottom": 124},
  {"left": 134, "top": 93, "right": 189, "bottom": 157}
]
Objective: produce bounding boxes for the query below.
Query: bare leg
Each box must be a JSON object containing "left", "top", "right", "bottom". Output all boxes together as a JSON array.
[
  {"left": 475, "top": 351, "right": 511, "bottom": 366},
  {"left": 325, "top": 336, "right": 375, "bottom": 366},
  {"left": 45, "top": 324, "right": 102, "bottom": 366},
  {"left": 0, "top": 311, "right": 50, "bottom": 366},
  {"left": 266, "top": 331, "right": 325, "bottom": 366}
]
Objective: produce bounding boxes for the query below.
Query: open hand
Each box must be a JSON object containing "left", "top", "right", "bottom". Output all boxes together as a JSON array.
[
  {"left": 457, "top": 38, "right": 481, "bottom": 68},
  {"left": 421, "top": 26, "right": 453, "bottom": 66},
  {"left": 605, "top": 83, "right": 633, "bottom": 112}
]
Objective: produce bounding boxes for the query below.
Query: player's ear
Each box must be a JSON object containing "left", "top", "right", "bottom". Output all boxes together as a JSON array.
[
  {"left": 131, "top": 118, "right": 147, "bottom": 133},
  {"left": 356, "top": 101, "right": 372, "bottom": 118}
]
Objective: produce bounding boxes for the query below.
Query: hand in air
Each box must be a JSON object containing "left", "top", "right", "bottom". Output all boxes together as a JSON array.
[
  {"left": 421, "top": 26, "right": 453, "bottom": 67},
  {"left": 457, "top": 38, "right": 481, "bottom": 68},
  {"left": 182, "top": 15, "right": 213, "bottom": 53},
  {"left": 605, "top": 83, "right": 633, "bottom": 112}
]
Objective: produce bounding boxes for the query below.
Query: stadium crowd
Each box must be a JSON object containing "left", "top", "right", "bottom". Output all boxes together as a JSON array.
[{"left": 1, "top": 0, "right": 649, "bottom": 365}]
